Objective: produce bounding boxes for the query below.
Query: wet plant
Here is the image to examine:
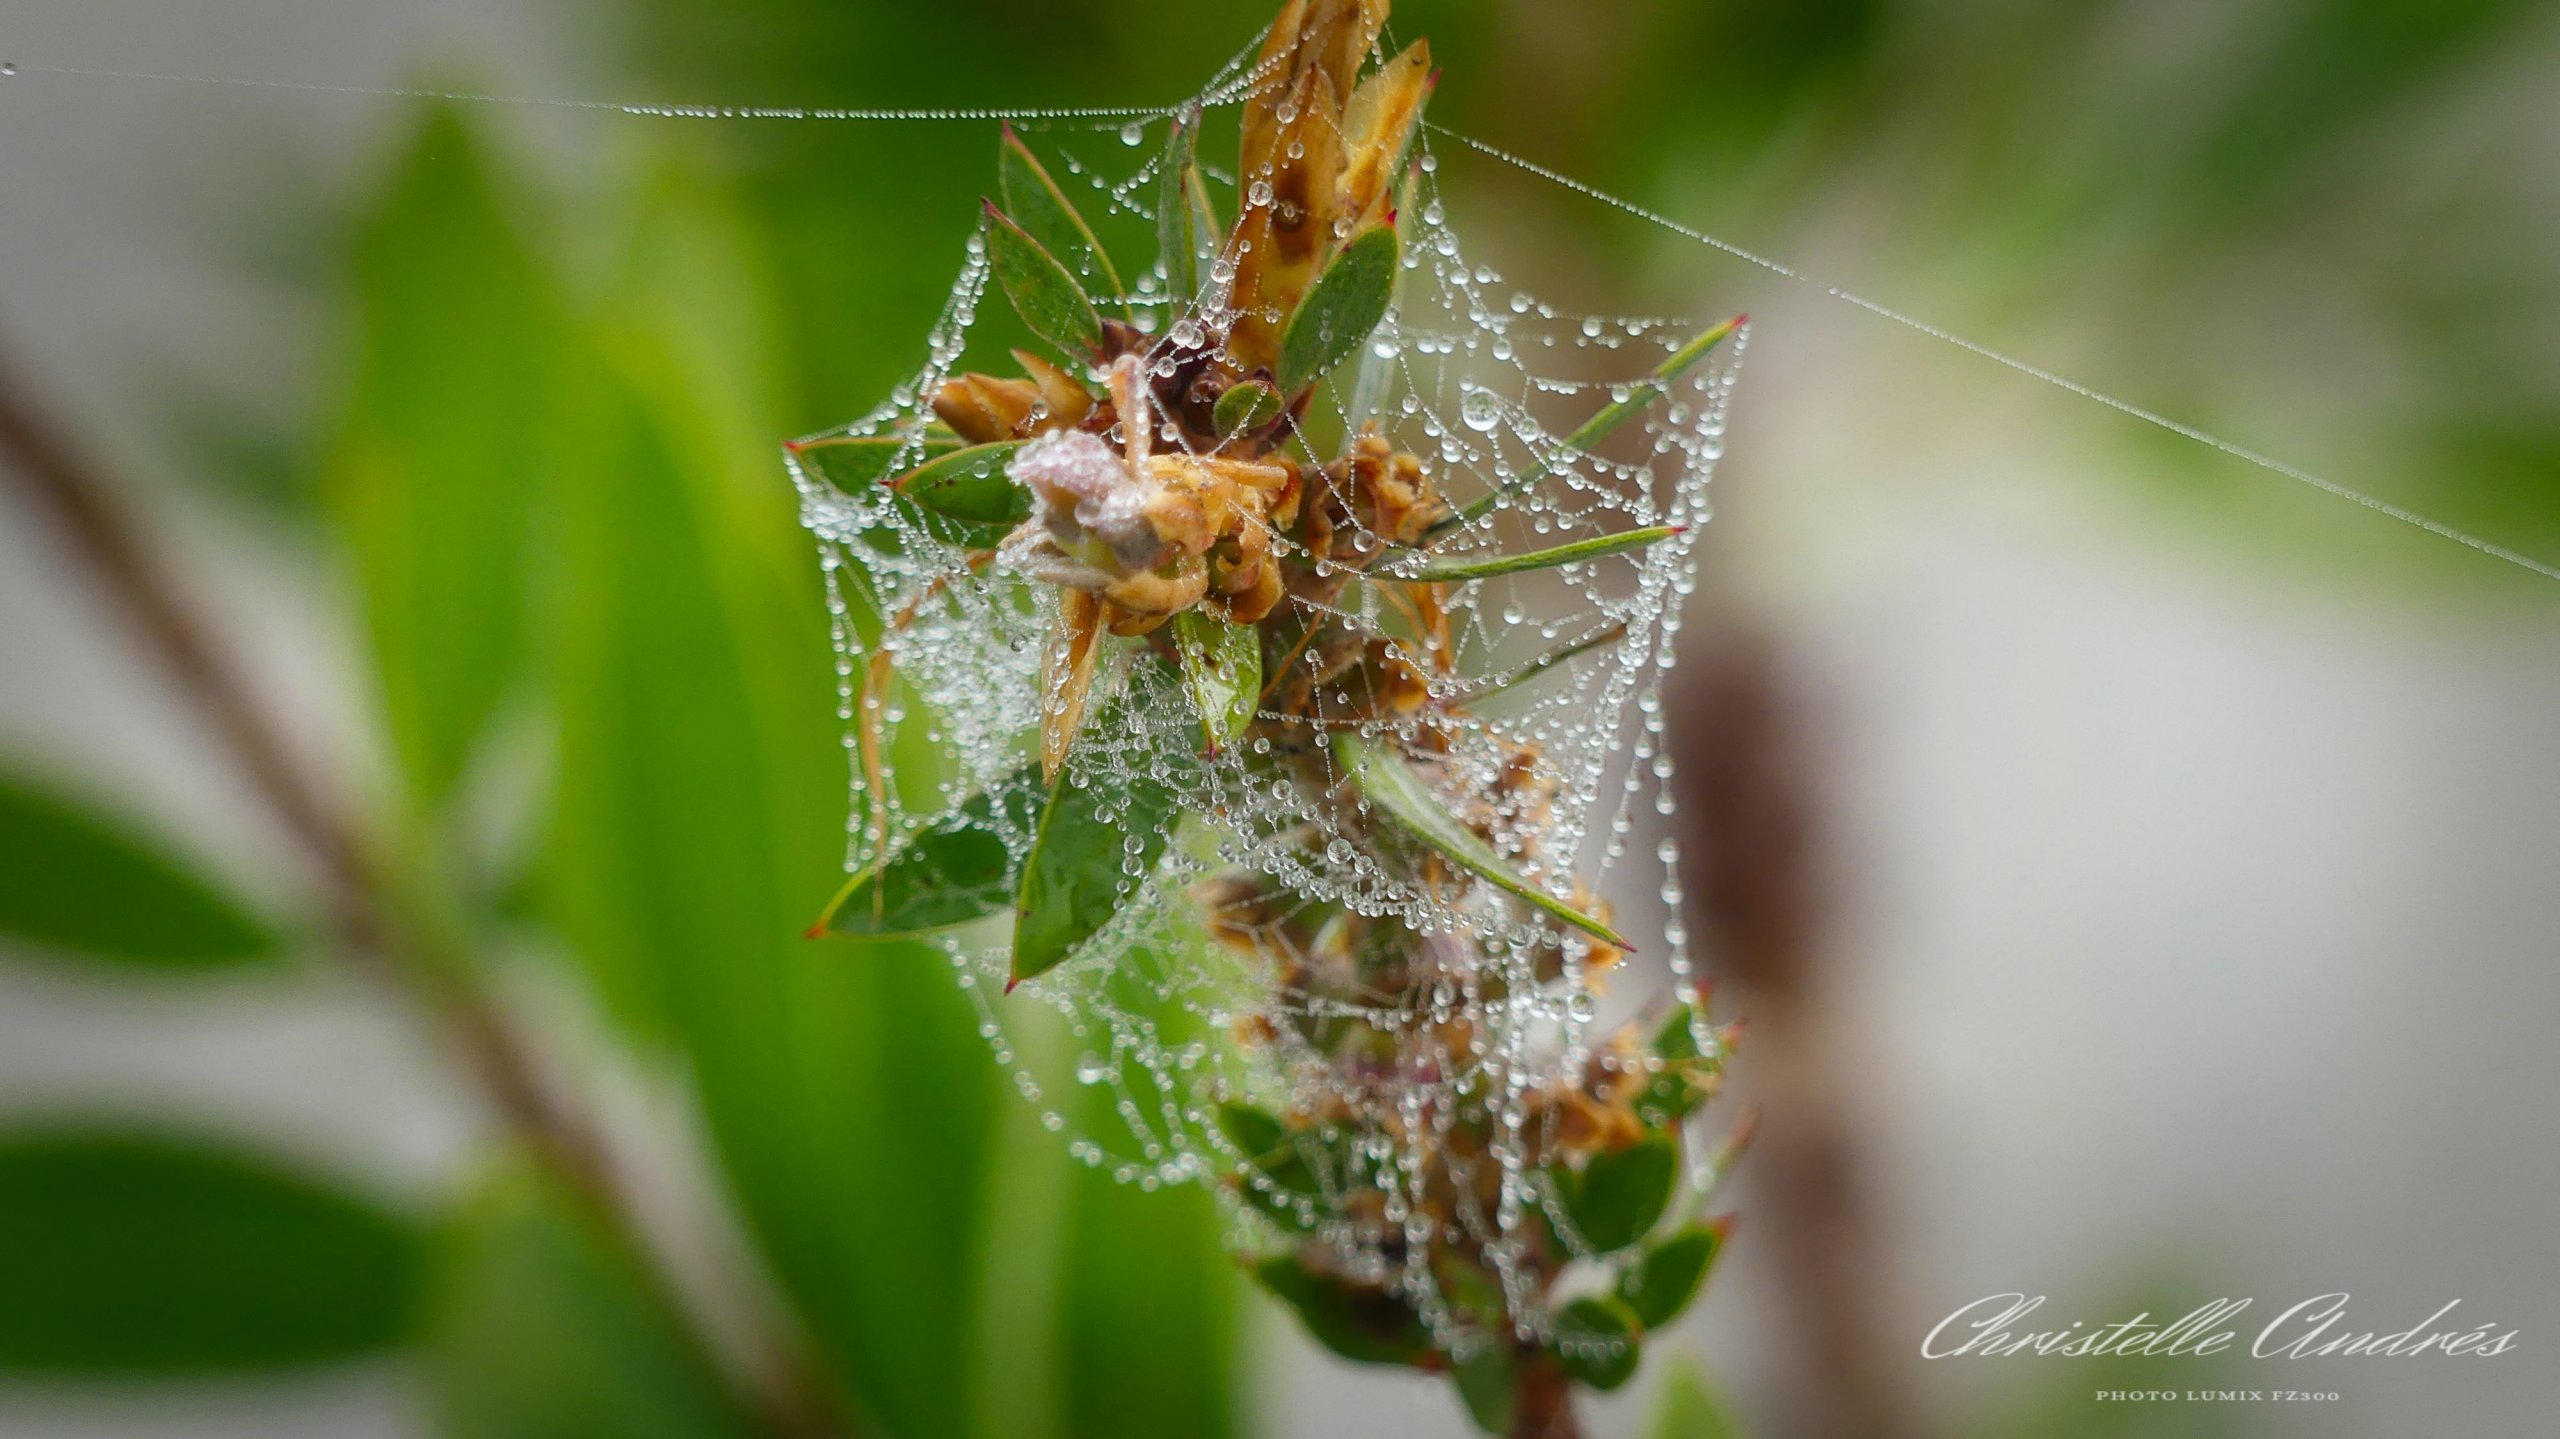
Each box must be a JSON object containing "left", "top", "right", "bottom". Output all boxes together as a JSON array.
[{"left": 790, "top": 2, "right": 1748, "bottom": 1434}]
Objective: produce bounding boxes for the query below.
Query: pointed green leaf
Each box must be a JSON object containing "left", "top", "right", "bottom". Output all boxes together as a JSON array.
[
  {"left": 1638, "top": 1004, "right": 1715, "bottom": 1125},
  {"left": 786, "top": 432, "right": 956, "bottom": 494},
  {"left": 985, "top": 202, "right": 1105, "bottom": 360},
  {"left": 1214, "top": 1102, "right": 1287, "bottom": 1160},
  {"left": 1553, "top": 1295, "right": 1642, "bottom": 1391},
  {"left": 1648, "top": 1357, "right": 1746, "bottom": 1439},
  {"left": 0, "top": 772, "right": 276, "bottom": 970},
  {"left": 1212, "top": 379, "right": 1285, "bottom": 438},
  {"left": 1011, "top": 697, "right": 1190, "bottom": 987},
  {"left": 1453, "top": 1344, "right": 1516, "bottom": 1434},
  {"left": 1255, "top": 1255, "right": 1434, "bottom": 1367},
  {"left": 1171, "top": 612, "right": 1262, "bottom": 749},
  {"left": 425, "top": 1171, "right": 759, "bottom": 1439},
  {"left": 1000, "top": 125, "right": 1126, "bottom": 310},
  {"left": 1158, "top": 115, "right": 1208, "bottom": 302},
  {"left": 1463, "top": 622, "right": 1629, "bottom": 705},
  {"left": 1567, "top": 1137, "right": 1679, "bottom": 1254},
  {"left": 892, "top": 439, "right": 1030, "bottom": 529},
  {"left": 1438, "top": 316, "right": 1743, "bottom": 534},
  {"left": 1332, "top": 734, "right": 1627, "bottom": 949},
  {"left": 0, "top": 1129, "right": 423, "bottom": 1373},
  {"left": 1387, "top": 525, "right": 1681, "bottom": 585},
  {"left": 1278, "top": 225, "right": 1399, "bottom": 395},
  {"left": 817, "top": 762, "right": 1046, "bottom": 938},
  {"left": 1618, "top": 1224, "right": 1721, "bottom": 1329}
]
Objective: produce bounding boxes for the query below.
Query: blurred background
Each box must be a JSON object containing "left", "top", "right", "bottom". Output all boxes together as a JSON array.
[{"left": 1, "top": 1, "right": 2556, "bottom": 1437}]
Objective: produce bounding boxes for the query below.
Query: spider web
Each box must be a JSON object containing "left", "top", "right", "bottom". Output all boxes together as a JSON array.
[{"left": 786, "top": 41, "right": 1740, "bottom": 1344}]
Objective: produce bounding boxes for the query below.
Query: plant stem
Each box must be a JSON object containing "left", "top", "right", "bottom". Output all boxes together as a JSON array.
[
  {"left": 0, "top": 349, "right": 850, "bottom": 1439},
  {"left": 1508, "top": 1353, "right": 1585, "bottom": 1439}
]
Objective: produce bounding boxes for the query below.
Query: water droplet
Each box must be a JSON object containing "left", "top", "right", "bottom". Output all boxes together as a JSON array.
[
  {"left": 1460, "top": 389, "right": 1501, "bottom": 433},
  {"left": 1, "top": 63, "right": 17, "bottom": 77},
  {"left": 1075, "top": 1053, "right": 1111, "bottom": 1085},
  {"left": 1120, "top": 121, "right": 1145, "bottom": 146}
]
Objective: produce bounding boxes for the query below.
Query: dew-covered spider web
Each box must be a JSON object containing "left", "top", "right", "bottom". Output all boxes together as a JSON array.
[{"left": 783, "top": 36, "right": 1739, "bottom": 1346}]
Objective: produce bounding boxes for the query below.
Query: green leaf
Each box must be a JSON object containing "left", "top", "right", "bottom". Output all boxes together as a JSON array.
[
  {"left": 1332, "top": 734, "right": 1628, "bottom": 949},
  {"left": 1278, "top": 225, "right": 1400, "bottom": 395},
  {"left": 985, "top": 202, "right": 1105, "bottom": 360},
  {"left": 817, "top": 763, "right": 1046, "bottom": 938},
  {"left": 1158, "top": 116, "right": 1209, "bottom": 302},
  {"left": 1254, "top": 1255, "right": 1434, "bottom": 1367},
  {"left": 1212, "top": 380, "right": 1284, "bottom": 438},
  {"left": 1463, "top": 622, "right": 1629, "bottom": 706},
  {"left": 1647, "top": 1357, "right": 1747, "bottom": 1439},
  {"left": 424, "top": 1171, "right": 759, "bottom": 1439},
  {"left": 0, "top": 773, "right": 275, "bottom": 970},
  {"left": 1011, "top": 701, "right": 1189, "bottom": 987},
  {"left": 1386, "top": 525, "right": 1681, "bottom": 584},
  {"left": 1638, "top": 1004, "right": 1714, "bottom": 1125},
  {"left": 787, "top": 432, "right": 956, "bottom": 493},
  {"left": 1618, "top": 1224, "right": 1721, "bottom": 1329},
  {"left": 1214, "top": 1102, "right": 1287, "bottom": 1160},
  {"left": 329, "top": 106, "right": 559, "bottom": 810},
  {"left": 0, "top": 1129, "right": 421, "bottom": 1373},
  {"left": 1567, "top": 1137, "right": 1679, "bottom": 1253},
  {"left": 1171, "top": 612, "right": 1262, "bottom": 750},
  {"left": 1438, "top": 316, "right": 1743, "bottom": 534},
  {"left": 1453, "top": 1344, "right": 1516, "bottom": 1434},
  {"left": 1552, "top": 1295, "right": 1642, "bottom": 1391},
  {"left": 1000, "top": 125, "right": 1126, "bottom": 309},
  {"left": 894, "top": 440, "right": 1031, "bottom": 531}
]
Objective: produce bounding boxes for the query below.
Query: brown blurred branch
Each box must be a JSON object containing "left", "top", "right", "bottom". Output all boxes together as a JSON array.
[
  {"left": 0, "top": 351, "right": 850, "bottom": 1439},
  {"left": 1675, "top": 627, "right": 1911, "bottom": 1439}
]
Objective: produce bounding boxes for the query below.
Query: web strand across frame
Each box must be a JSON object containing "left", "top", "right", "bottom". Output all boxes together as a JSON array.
[{"left": 6, "top": 49, "right": 2553, "bottom": 582}]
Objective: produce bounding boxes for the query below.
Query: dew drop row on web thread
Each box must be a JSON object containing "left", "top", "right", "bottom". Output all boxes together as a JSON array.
[{"left": 6, "top": 50, "right": 2550, "bottom": 582}]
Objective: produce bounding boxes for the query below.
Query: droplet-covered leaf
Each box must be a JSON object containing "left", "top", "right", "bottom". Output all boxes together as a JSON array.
[
  {"left": 1255, "top": 1255, "right": 1434, "bottom": 1368},
  {"left": 1553, "top": 1295, "right": 1642, "bottom": 1391},
  {"left": 1212, "top": 379, "right": 1284, "bottom": 438},
  {"left": 817, "top": 762, "right": 1047, "bottom": 938},
  {"left": 1566, "top": 1137, "right": 1679, "bottom": 1253},
  {"left": 0, "top": 1129, "right": 422, "bottom": 1373},
  {"left": 0, "top": 773, "right": 276, "bottom": 970},
  {"left": 985, "top": 202, "right": 1105, "bottom": 360},
  {"left": 1618, "top": 1224, "right": 1721, "bottom": 1329},
  {"left": 1011, "top": 694, "right": 1190, "bottom": 988},
  {"left": 893, "top": 440, "right": 1031, "bottom": 531},
  {"left": 1000, "top": 125, "right": 1125, "bottom": 307},
  {"left": 1278, "top": 225, "right": 1399, "bottom": 395},
  {"left": 1171, "top": 612, "right": 1262, "bottom": 749},
  {"left": 1390, "top": 525, "right": 1680, "bottom": 584},
  {"left": 1333, "top": 734, "right": 1627, "bottom": 949}
]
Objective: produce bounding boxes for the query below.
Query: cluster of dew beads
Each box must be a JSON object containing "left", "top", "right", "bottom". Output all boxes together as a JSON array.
[{"left": 787, "top": 34, "right": 1742, "bottom": 1362}]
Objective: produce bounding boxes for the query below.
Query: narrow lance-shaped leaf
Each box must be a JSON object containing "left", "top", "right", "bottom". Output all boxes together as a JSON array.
[
  {"left": 985, "top": 201, "right": 1105, "bottom": 360},
  {"left": 1332, "top": 734, "right": 1628, "bottom": 949},
  {"left": 815, "top": 762, "right": 1047, "bottom": 939},
  {"left": 0, "top": 773, "right": 276, "bottom": 970},
  {"left": 1012, "top": 688, "right": 1192, "bottom": 988},
  {"left": 891, "top": 439, "right": 1030, "bottom": 531},
  {"left": 0, "top": 1129, "right": 423, "bottom": 1373},
  {"left": 1460, "top": 621, "right": 1629, "bottom": 706},
  {"left": 1384, "top": 525, "right": 1682, "bottom": 585},
  {"left": 1158, "top": 112, "right": 1207, "bottom": 302},
  {"left": 785, "top": 432, "right": 957, "bottom": 494},
  {"left": 1617, "top": 1223, "right": 1723, "bottom": 1330},
  {"left": 1435, "top": 315, "right": 1744, "bottom": 536},
  {"left": 1171, "top": 612, "right": 1263, "bottom": 750},
  {"left": 1278, "top": 225, "right": 1400, "bottom": 395},
  {"left": 1000, "top": 123, "right": 1127, "bottom": 312}
]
